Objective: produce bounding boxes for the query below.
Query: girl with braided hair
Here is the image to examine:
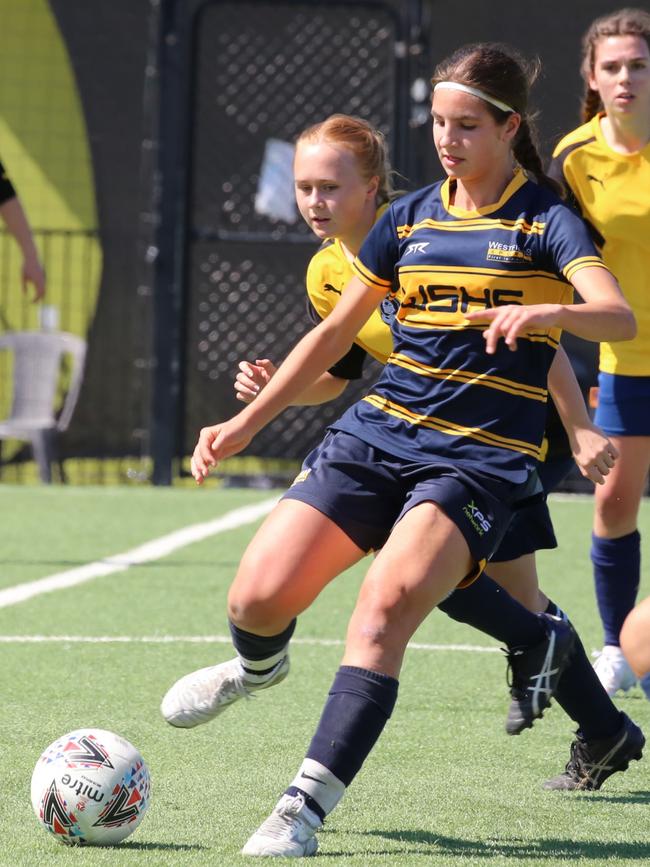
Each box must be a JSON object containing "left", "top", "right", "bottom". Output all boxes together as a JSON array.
[
  {"left": 550, "top": 8, "right": 650, "bottom": 699},
  {"left": 169, "top": 43, "right": 636, "bottom": 855}
]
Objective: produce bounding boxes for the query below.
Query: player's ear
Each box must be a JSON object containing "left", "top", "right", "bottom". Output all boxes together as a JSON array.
[
  {"left": 503, "top": 112, "right": 521, "bottom": 142},
  {"left": 367, "top": 175, "right": 380, "bottom": 199}
]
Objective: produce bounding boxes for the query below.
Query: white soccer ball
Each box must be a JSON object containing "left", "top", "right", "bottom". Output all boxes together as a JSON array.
[{"left": 31, "top": 728, "right": 151, "bottom": 846}]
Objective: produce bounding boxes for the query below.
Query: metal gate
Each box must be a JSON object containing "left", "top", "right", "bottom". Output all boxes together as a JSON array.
[{"left": 180, "top": 0, "right": 426, "bottom": 478}]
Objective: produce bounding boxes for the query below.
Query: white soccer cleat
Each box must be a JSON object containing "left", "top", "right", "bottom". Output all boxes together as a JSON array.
[
  {"left": 592, "top": 645, "right": 637, "bottom": 696},
  {"left": 160, "top": 655, "right": 289, "bottom": 728},
  {"left": 241, "top": 793, "right": 322, "bottom": 857}
]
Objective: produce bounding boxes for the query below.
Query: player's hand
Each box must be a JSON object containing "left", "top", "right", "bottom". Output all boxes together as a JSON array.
[
  {"left": 191, "top": 417, "right": 253, "bottom": 483},
  {"left": 466, "top": 304, "right": 561, "bottom": 354},
  {"left": 569, "top": 423, "right": 618, "bottom": 485},
  {"left": 22, "top": 254, "right": 46, "bottom": 302},
  {"left": 234, "top": 359, "right": 277, "bottom": 403}
]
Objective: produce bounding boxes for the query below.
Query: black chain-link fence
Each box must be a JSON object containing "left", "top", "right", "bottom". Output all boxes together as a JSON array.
[{"left": 183, "top": 0, "right": 404, "bottom": 468}]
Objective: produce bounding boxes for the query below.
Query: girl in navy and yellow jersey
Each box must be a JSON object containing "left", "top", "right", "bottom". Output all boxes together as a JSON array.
[
  {"left": 228, "top": 114, "right": 643, "bottom": 793},
  {"left": 167, "top": 42, "right": 637, "bottom": 852},
  {"left": 550, "top": 8, "right": 650, "bottom": 699}
]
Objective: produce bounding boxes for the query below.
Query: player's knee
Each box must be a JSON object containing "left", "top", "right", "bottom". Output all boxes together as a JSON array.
[
  {"left": 594, "top": 494, "right": 637, "bottom": 533},
  {"left": 620, "top": 600, "right": 650, "bottom": 678}
]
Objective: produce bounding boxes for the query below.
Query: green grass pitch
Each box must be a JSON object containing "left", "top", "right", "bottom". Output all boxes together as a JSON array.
[{"left": 1, "top": 485, "right": 649, "bottom": 865}]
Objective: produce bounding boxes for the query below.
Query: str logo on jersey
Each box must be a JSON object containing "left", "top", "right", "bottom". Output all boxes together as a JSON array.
[
  {"left": 485, "top": 241, "right": 532, "bottom": 263},
  {"left": 403, "top": 242, "right": 429, "bottom": 256},
  {"left": 463, "top": 500, "right": 492, "bottom": 536}
]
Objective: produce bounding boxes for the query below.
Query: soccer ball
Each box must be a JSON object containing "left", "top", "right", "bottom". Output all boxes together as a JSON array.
[{"left": 31, "top": 728, "right": 151, "bottom": 846}]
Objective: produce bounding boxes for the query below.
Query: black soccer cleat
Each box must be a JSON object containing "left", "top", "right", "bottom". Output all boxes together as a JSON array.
[
  {"left": 505, "top": 613, "right": 576, "bottom": 736},
  {"left": 543, "top": 713, "right": 645, "bottom": 791}
]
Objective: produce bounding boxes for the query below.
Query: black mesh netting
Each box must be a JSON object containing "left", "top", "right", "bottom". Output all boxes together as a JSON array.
[{"left": 183, "top": 1, "right": 398, "bottom": 459}]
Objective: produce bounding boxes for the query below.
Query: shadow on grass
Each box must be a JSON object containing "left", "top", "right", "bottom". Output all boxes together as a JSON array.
[
  {"left": 357, "top": 829, "right": 650, "bottom": 860},
  {"left": 585, "top": 789, "right": 650, "bottom": 805},
  {"left": 115, "top": 841, "right": 207, "bottom": 851}
]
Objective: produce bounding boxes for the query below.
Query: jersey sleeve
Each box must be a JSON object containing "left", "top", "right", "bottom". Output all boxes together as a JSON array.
[
  {"left": 542, "top": 201, "right": 610, "bottom": 284},
  {"left": 352, "top": 205, "right": 399, "bottom": 295},
  {"left": 305, "top": 296, "right": 368, "bottom": 380},
  {"left": 547, "top": 154, "right": 604, "bottom": 248},
  {"left": 0, "top": 159, "right": 16, "bottom": 205}
]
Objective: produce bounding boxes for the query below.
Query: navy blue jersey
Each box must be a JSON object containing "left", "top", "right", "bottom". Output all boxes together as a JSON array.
[{"left": 331, "top": 170, "right": 609, "bottom": 483}]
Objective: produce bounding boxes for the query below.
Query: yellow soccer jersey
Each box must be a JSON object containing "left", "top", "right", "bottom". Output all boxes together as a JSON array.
[
  {"left": 306, "top": 207, "right": 393, "bottom": 365},
  {"left": 550, "top": 114, "right": 650, "bottom": 375}
]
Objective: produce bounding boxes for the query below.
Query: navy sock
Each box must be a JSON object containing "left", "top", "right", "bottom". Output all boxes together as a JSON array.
[
  {"left": 229, "top": 618, "right": 296, "bottom": 659},
  {"left": 544, "top": 599, "right": 622, "bottom": 740},
  {"left": 439, "top": 572, "right": 545, "bottom": 647},
  {"left": 303, "top": 666, "right": 399, "bottom": 787},
  {"left": 591, "top": 531, "right": 641, "bottom": 646}
]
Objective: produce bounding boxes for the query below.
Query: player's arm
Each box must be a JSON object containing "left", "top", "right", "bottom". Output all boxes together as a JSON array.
[
  {"left": 192, "top": 276, "right": 383, "bottom": 480},
  {"left": 547, "top": 345, "right": 617, "bottom": 485},
  {"left": 0, "top": 195, "right": 46, "bottom": 301},
  {"left": 467, "top": 267, "right": 635, "bottom": 353},
  {"left": 235, "top": 358, "right": 350, "bottom": 406}
]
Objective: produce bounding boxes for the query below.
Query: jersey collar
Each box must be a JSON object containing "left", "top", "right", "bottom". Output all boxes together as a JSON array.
[{"left": 441, "top": 168, "right": 527, "bottom": 218}]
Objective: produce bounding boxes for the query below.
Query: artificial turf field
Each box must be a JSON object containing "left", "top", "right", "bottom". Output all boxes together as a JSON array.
[{"left": 1, "top": 484, "right": 649, "bottom": 866}]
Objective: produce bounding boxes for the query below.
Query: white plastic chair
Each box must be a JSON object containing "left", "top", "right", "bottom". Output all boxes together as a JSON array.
[{"left": 0, "top": 331, "right": 87, "bottom": 482}]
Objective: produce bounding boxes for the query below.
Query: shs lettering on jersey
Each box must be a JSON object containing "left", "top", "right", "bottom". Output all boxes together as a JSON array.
[{"left": 333, "top": 169, "right": 609, "bottom": 483}]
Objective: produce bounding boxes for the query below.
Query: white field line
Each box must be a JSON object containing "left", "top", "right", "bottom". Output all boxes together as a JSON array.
[
  {"left": 0, "top": 634, "right": 500, "bottom": 653},
  {"left": 0, "top": 497, "right": 279, "bottom": 610}
]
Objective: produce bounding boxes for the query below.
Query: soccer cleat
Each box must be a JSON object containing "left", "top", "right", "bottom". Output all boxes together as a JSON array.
[
  {"left": 160, "top": 655, "right": 289, "bottom": 728},
  {"left": 543, "top": 713, "right": 645, "bottom": 791},
  {"left": 241, "top": 793, "right": 322, "bottom": 857},
  {"left": 592, "top": 645, "right": 637, "bottom": 696},
  {"left": 505, "top": 613, "right": 576, "bottom": 735}
]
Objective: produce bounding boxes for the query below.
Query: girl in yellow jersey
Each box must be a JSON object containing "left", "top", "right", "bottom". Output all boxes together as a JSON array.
[{"left": 550, "top": 8, "right": 650, "bottom": 699}]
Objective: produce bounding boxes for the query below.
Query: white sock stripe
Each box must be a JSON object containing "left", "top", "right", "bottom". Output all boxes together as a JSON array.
[
  {"left": 240, "top": 648, "right": 288, "bottom": 674},
  {"left": 291, "top": 759, "right": 346, "bottom": 816}
]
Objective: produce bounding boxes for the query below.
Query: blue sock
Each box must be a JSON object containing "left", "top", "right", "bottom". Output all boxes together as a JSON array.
[
  {"left": 591, "top": 531, "right": 641, "bottom": 646},
  {"left": 298, "top": 666, "right": 398, "bottom": 790},
  {"left": 544, "top": 600, "right": 621, "bottom": 740},
  {"left": 439, "top": 572, "right": 545, "bottom": 647}
]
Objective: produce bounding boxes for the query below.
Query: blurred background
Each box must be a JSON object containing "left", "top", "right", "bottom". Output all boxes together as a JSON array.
[{"left": 0, "top": 0, "right": 621, "bottom": 487}]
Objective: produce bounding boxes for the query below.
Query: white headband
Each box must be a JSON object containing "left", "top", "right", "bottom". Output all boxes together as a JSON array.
[{"left": 434, "top": 81, "right": 516, "bottom": 114}]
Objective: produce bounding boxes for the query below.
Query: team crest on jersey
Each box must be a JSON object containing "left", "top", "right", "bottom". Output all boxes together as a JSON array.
[{"left": 485, "top": 241, "right": 532, "bottom": 263}]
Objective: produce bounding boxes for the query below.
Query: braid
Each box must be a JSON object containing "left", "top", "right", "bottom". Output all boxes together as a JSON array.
[
  {"left": 514, "top": 119, "right": 564, "bottom": 197},
  {"left": 581, "top": 88, "right": 603, "bottom": 123}
]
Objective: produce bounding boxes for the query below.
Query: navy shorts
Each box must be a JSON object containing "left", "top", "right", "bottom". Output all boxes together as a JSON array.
[
  {"left": 282, "top": 430, "right": 527, "bottom": 579},
  {"left": 594, "top": 372, "right": 650, "bottom": 437},
  {"left": 490, "top": 455, "right": 574, "bottom": 562}
]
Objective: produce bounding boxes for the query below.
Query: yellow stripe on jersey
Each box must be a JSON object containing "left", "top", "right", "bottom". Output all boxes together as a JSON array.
[
  {"left": 362, "top": 393, "right": 544, "bottom": 459},
  {"left": 387, "top": 352, "right": 549, "bottom": 401},
  {"left": 397, "top": 216, "right": 546, "bottom": 238},
  {"left": 351, "top": 257, "right": 392, "bottom": 291},
  {"left": 399, "top": 264, "right": 565, "bottom": 281},
  {"left": 562, "top": 257, "right": 609, "bottom": 282}
]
